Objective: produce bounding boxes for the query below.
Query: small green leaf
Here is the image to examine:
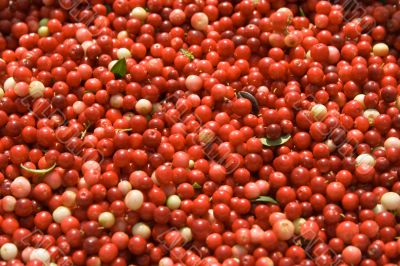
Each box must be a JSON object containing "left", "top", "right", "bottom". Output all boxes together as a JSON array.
[
  {"left": 111, "top": 58, "right": 127, "bottom": 79},
  {"left": 252, "top": 196, "right": 278, "bottom": 204},
  {"left": 237, "top": 91, "right": 259, "bottom": 114},
  {"left": 260, "top": 134, "right": 291, "bottom": 147},
  {"left": 180, "top": 49, "right": 194, "bottom": 62},
  {"left": 193, "top": 182, "right": 202, "bottom": 189},
  {"left": 299, "top": 7, "right": 306, "bottom": 17},
  {"left": 105, "top": 4, "right": 112, "bottom": 14},
  {"left": 20, "top": 163, "right": 56, "bottom": 175}
]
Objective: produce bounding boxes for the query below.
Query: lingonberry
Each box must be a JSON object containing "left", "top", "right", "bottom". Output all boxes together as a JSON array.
[{"left": 0, "top": 1, "right": 399, "bottom": 265}]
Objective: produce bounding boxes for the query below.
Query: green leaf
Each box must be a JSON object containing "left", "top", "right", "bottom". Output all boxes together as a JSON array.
[
  {"left": 105, "top": 4, "right": 112, "bottom": 14},
  {"left": 20, "top": 163, "right": 56, "bottom": 175},
  {"left": 192, "top": 182, "right": 202, "bottom": 189},
  {"left": 111, "top": 58, "right": 127, "bottom": 79},
  {"left": 237, "top": 91, "right": 259, "bottom": 114},
  {"left": 252, "top": 196, "right": 278, "bottom": 204},
  {"left": 299, "top": 7, "right": 306, "bottom": 17},
  {"left": 180, "top": 48, "right": 194, "bottom": 62},
  {"left": 260, "top": 134, "right": 291, "bottom": 147}
]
